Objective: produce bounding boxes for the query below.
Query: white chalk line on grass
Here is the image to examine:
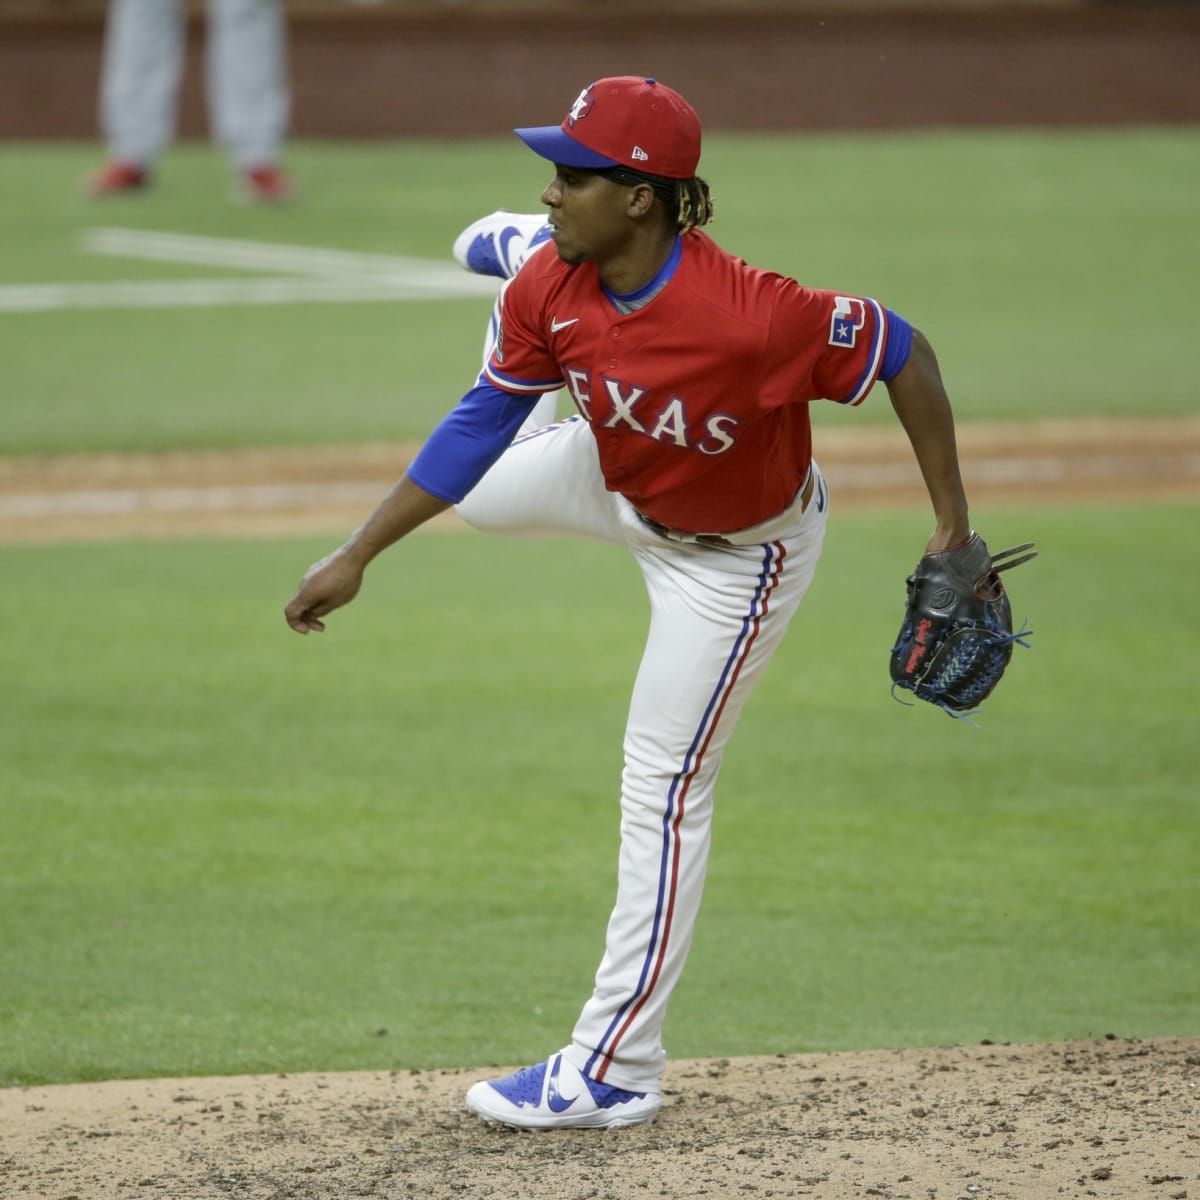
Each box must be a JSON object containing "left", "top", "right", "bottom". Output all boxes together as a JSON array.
[
  {"left": 0, "top": 276, "right": 490, "bottom": 311},
  {"left": 0, "top": 227, "right": 498, "bottom": 312},
  {"left": 81, "top": 227, "right": 484, "bottom": 281}
]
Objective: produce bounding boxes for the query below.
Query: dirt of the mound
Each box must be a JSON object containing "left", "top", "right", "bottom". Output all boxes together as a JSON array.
[{"left": 1, "top": 1037, "right": 1197, "bottom": 1200}]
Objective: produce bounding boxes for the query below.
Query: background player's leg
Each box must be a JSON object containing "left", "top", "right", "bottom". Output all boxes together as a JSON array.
[
  {"left": 206, "top": 0, "right": 290, "bottom": 176},
  {"left": 98, "top": 0, "right": 185, "bottom": 171},
  {"left": 566, "top": 494, "right": 829, "bottom": 1092}
]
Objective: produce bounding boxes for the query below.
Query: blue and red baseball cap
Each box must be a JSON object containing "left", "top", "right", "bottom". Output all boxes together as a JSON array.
[{"left": 515, "top": 76, "right": 702, "bottom": 180}]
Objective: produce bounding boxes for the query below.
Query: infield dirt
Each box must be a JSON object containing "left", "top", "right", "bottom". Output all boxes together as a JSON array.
[{"left": 2, "top": 416, "right": 1198, "bottom": 543}]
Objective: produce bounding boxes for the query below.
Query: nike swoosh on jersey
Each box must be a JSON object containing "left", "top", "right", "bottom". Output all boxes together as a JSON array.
[
  {"left": 545, "top": 1054, "right": 579, "bottom": 1113},
  {"left": 550, "top": 317, "right": 580, "bottom": 332}
]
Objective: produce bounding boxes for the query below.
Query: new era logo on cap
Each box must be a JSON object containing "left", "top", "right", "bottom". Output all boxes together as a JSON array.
[{"left": 515, "top": 76, "right": 702, "bottom": 180}]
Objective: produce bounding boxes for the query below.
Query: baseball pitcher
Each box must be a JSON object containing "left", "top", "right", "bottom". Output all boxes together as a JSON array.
[{"left": 284, "top": 76, "right": 1031, "bottom": 1130}]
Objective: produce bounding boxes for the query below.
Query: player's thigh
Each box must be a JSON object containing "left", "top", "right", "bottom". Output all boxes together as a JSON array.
[
  {"left": 456, "top": 416, "right": 624, "bottom": 543},
  {"left": 624, "top": 521, "right": 826, "bottom": 767}
]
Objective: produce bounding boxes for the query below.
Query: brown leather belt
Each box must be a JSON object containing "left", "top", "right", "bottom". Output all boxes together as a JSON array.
[{"left": 636, "top": 470, "right": 815, "bottom": 547}]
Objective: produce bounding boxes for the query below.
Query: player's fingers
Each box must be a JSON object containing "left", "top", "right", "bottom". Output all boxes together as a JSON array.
[
  {"left": 284, "top": 593, "right": 329, "bottom": 633},
  {"left": 284, "top": 608, "right": 309, "bottom": 633},
  {"left": 284, "top": 609, "right": 326, "bottom": 634}
]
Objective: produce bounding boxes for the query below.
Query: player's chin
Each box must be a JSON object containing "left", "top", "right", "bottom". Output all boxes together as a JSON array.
[
  {"left": 551, "top": 231, "right": 587, "bottom": 265},
  {"left": 556, "top": 247, "right": 592, "bottom": 267}
]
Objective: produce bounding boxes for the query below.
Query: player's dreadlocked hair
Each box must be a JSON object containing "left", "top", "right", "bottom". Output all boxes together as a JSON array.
[
  {"left": 595, "top": 166, "right": 714, "bottom": 233},
  {"left": 674, "top": 176, "right": 714, "bottom": 233}
]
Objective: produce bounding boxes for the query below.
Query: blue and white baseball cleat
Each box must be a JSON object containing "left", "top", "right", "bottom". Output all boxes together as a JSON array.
[
  {"left": 452, "top": 210, "right": 552, "bottom": 280},
  {"left": 465, "top": 1051, "right": 661, "bottom": 1129}
]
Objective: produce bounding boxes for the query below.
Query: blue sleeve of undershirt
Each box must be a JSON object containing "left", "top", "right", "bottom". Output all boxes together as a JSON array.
[
  {"left": 406, "top": 383, "right": 540, "bottom": 504},
  {"left": 879, "top": 309, "right": 914, "bottom": 382}
]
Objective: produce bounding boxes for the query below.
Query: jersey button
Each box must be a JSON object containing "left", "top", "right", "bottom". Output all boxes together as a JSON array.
[
  {"left": 608, "top": 359, "right": 617, "bottom": 369},
  {"left": 611, "top": 327, "right": 622, "bottom": 339}
]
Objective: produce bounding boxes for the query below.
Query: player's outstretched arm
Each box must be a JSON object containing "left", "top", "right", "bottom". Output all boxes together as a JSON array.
[
  {"left": 283, "top": 475, "right": 450, "bottom": 634},
  {"left": 884, "top": 328, "right": 971, "bottom": 554},
  {"left": 284, "top": 375, "right": 539, "bottom": 635}
]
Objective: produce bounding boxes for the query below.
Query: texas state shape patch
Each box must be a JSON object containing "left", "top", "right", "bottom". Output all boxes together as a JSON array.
[{"left": 829, "top": 296, "right": 866, "bottom": 348}]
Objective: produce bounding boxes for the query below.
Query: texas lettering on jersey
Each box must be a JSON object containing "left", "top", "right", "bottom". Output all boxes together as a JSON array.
[
  {"left": 559, "top": 370, "right": 741, "bottom": 457},
  {"left": 485, "top": 229, "right": 889, "bottom": 532}
]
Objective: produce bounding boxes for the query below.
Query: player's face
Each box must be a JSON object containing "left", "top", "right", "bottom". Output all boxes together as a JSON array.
[{"left": 541, "top": 166, "right": 635, "bottom": 265}]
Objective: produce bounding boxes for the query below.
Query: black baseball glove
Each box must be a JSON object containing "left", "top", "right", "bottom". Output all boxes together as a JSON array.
[{"left": 889, "top": 532, "right": 1036, "bottom": 722}]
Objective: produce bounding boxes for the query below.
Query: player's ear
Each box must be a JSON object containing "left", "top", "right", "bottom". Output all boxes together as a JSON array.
[{"left": 626, "top": 183, "right": 656, "bottom": 219}]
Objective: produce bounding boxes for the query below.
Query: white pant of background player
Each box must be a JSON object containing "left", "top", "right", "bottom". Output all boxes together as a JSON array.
[
  {"left": 457, "top": 415, "right": 829, "bottom": 1092},
  {"left": 99, "top": 0, "right": 289, "bottom": 170}
]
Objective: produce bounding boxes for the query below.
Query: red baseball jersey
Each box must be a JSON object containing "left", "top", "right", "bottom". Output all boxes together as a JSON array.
[{"left": 484, "top": 229, "right": 891, "bottom": 533}]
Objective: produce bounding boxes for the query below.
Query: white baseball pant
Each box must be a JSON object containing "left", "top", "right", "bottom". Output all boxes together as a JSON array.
[{"left": 456, "top": 415, "right": 828, "bottom": 1091}]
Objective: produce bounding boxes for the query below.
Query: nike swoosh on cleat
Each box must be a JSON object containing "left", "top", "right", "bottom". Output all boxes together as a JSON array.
[
  {"left": 550, "top": 317, "right": 580, "bottom": 333},
  {"left": 497, "top": 226, "right": 521, "bottom": 274},
  {"left": 545, "top": 1054, "right": 579, "bottom": 1113}
]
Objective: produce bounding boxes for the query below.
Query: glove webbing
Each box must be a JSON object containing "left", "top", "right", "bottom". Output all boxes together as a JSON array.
[{"left": 991, "top": 542, "right": 1038, "bottom": 573}]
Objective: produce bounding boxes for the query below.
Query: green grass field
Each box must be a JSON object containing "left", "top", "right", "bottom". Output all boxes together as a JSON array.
[
  {"left": 1, "top": 128, "right": 1198, "bottom": 452},
  {"left": 1, "top": 509, "right": 1196, "bottom": 1087},
  {"left": 1, "top": 131, "right": 1197, "bottom": 1088}
]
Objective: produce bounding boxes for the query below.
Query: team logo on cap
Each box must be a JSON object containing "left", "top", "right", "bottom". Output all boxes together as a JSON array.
[{"left": 567, "top": 87, "right": 594, "bottom": 127}]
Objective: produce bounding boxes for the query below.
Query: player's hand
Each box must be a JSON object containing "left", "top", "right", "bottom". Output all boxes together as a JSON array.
[{"left": 284, "top": 549, "right": 364, "bottom": 634}]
